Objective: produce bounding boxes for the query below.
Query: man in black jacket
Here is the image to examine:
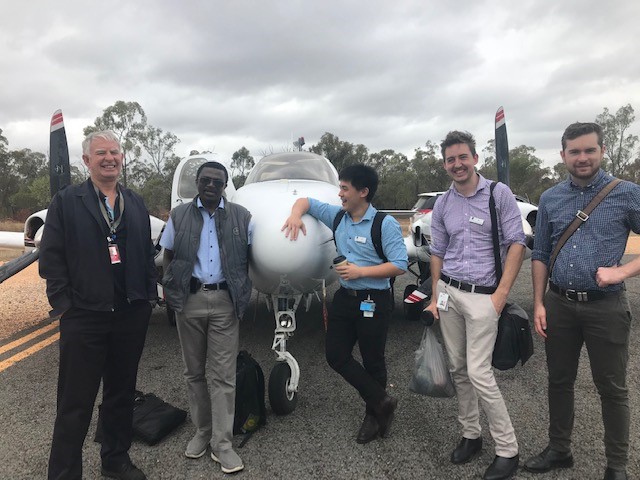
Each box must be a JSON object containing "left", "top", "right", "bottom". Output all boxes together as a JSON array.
[{"left": 40, "top": 131, "right": 157, "bottom": 480}]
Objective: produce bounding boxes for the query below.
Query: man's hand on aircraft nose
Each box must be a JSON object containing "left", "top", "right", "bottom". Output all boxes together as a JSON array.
[{"left": 281, "top": 216, "right": 307, "bottom": 241}]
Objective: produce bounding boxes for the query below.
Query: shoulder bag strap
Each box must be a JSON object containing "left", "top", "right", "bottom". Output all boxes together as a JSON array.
[
  {"left": 548, "top": 178, "right": 622, "bottom": 274},
  {"left": 489, "top": 182, "right": 502, "bottom": 284}
]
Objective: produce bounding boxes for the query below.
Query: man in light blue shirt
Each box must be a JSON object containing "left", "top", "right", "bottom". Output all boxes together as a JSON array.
[{"left": 283, "top": 164, "right": 407, "bottom": 444}]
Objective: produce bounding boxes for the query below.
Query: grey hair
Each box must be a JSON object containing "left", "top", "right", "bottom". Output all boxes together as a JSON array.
[{"left": 82, "top": 130, "right": 121, "bottom": 155}]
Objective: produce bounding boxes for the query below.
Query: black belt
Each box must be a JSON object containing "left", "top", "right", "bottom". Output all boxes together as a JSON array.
[
  {"left": 549, "top": 282, "right": 618, "bottom": 302},
  {"left": 191, "top": 277, "right": 228, "bottom": 292},
  {"left": 341, "top": 287, "right": 389, "bottom": 298},
  {"left": 202, "top": 282, "right": 228, "bottom": 291},
  {"left": 440, "top": 274, "right": 496, "bottom": 295}
]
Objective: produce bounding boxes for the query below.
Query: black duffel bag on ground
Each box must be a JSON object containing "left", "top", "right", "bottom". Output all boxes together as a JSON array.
[
  {"left": 95, "top": 390, "right": 187, "bottom": 445},
  {"left": 492, "top": 303, "right": 534, "bottom": 371}
]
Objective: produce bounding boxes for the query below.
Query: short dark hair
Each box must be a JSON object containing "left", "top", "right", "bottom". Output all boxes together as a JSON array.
[
  {"left": 561, "top": 122, "right": 604, "bottom": 150},
  {"left": 440, "top": 130, "right": 477, "bottom": 159},
  {"left": 339, "top": 164, "right": 378, "bottom": 202},
  {"left": 196, "top": 161, "right": 228, "bottom": 183}
]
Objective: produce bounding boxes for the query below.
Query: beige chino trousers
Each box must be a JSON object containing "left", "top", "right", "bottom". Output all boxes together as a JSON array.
[{"left": 436, "top": 279, "right": 519, "bottom": 457}]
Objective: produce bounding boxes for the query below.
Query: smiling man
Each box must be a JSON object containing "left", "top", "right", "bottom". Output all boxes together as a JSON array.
[
  {"left": 40, "top": 131, "right": 157, "bottom": 480},
  {"left": 161, "top": 161, "right": 252, "bottom": 474},
  {"left": 525, "top": 122, "right": 640, "bottom": 480},
  {"left": 424, "top": 130, "right": 525, "bottom": 480},
  {"left": 282, "top": 164, "right": 407, "bottom": 444}
]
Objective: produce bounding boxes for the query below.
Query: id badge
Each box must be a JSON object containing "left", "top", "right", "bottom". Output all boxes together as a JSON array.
[
  {"left": 360, "top": 299, "right": 376, "bottom": 318},
  {"left": 108, "top": 244, "right": 122, "bottom": 264},
  {"left": 436, "top": 292, "right": 449, "bottom": 311}
]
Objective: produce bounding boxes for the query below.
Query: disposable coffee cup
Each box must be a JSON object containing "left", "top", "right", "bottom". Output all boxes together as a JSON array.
[{"left": 333, "top": 255, "right": 348, "bottom": 268}]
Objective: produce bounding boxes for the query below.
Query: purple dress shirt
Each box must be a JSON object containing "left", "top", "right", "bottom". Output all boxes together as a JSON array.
[{"left": 430, "top": 174, "right": 526, "bottom": 287}]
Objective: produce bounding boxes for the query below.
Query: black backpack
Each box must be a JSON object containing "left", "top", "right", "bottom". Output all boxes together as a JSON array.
[
  {"left": 332, "top": 210, "right": 395, "bottom": 289},
  {"left": 234, "top": 350, "right": 266, "bottom": 444}
]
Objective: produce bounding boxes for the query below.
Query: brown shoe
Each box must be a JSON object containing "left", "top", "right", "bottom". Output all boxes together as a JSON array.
[{"left": 356, "top": 413, "right": 379, "bottom": 444}]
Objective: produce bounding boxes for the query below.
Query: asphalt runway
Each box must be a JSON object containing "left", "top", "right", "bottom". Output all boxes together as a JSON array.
[{"left": 1, "top": 258, "right": 640, "bottom": 479}]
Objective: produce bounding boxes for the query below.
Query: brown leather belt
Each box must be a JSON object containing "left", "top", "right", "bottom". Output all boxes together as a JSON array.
[
  {"left": 341, "top": 287, "right": 389, "bottom": 298},
  {"left": 549, "top": 281, "right": 618, "bottom": 302},
  {"left": 440, "top": 274, "right": 496, "bottom": 295}
]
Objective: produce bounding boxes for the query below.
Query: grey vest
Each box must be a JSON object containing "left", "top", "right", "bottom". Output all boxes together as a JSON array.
[{"left": 162, "top": 197, "right": 252, "bottom": 317}]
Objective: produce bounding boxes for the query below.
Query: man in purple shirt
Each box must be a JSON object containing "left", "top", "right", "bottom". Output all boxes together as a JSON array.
[{"left": 424, "top": 130, "right": 526, "bottom": 480}]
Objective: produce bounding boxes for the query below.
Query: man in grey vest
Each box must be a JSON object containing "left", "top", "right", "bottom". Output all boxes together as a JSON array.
[{"left": 161, "top": 161, "right": 252, "bottom": 474}]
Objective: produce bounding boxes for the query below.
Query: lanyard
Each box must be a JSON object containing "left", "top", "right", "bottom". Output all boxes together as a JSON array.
[{"left": 98, "top": 191, "right": 125, "bottom": 243}]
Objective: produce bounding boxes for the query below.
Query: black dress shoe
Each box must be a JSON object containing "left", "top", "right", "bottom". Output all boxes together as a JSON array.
[
  {"left": 374, "top": 394, "right": 398, "bottom": 438},
  {"left": 523, "top": 445, "right": 573, "bottom": 473},
  {"left": 604, "top": 467, "right": 628, "bottom": 480},
  {"left": 101, "top": 462, "right": 147, "bottom": 480},
  {"left": 356, "top": 413, "right": 379, "bottom": 444},
  {"left": 483, "top": 454, "right": 519, "bottom": 480},
  {"left": 450, "top": 437, "right": 482, "bottom": 464}
]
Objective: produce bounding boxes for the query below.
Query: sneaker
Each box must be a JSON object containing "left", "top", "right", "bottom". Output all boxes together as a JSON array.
[
  {"left": 185, "top": 434, "right": 209, "bottom": 459},
  {"left": 211, "top": 449, "right": 244, "bottom": 474},
  {"left": 101, "top": 462, "right": 146, "bottom": 480}
]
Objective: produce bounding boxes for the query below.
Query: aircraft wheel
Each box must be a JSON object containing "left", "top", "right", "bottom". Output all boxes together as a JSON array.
[
  {"left": 403, "top": 284, "right": 423, "bottom": 322},
  {"left": 268, "top": 362, "right": 298, "bottom": 415},
  {"left": 166, "top": 306, "right": 176, "bottom": 327}
]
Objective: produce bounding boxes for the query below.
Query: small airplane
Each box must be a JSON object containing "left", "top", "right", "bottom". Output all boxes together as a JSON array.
[{"left": 0, "top": 111, "right": 342, "bottom": 416}]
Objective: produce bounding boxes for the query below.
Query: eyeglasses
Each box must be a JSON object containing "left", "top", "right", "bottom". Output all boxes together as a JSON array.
[{"left": 197, "top": 177, "right": 226, "bottom": 188}]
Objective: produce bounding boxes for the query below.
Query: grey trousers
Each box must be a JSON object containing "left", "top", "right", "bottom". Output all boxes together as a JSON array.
[
  {"left": 176, "top": 289, "right": 239, "bottom": 452},
  {"left": 437, "top": 280, "right": 519, "bottom": 457},
  {"left": 544, "top": 289, "right": 631, "bottom": 470}
]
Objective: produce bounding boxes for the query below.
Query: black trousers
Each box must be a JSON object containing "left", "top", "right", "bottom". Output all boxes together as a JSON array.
[
  {"left": 325, "top": 288, "right": 392, "bottom": 412},
  {"left": 48, "top": 301, "right": 151, "bottom": 480},
  {"left": 544, "top": 289, "right": 631, "bottom": 470}
]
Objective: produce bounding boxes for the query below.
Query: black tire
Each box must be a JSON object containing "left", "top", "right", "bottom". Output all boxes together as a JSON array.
[
  {"left": 166, "top": 306, "right": 176, "bottom": 327},
  {"left": 268, "top": 362, "right": 298, "bottom": 415},
  {"left": 403, "top": 284, "right": 423, "bottom": 322}
]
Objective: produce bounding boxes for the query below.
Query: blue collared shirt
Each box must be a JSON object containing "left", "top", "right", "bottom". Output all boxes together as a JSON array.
[
  {"left": 161, "top": 197, "right": 254, "bottom": 284},
  {"left": 532, "top": 169, "right": 640, "bottom": 291},
  {"left": 307, "top": 198, "right": 408, "bottom": 290}
]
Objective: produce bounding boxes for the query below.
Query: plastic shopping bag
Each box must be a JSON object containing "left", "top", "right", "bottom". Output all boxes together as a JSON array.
[{"left": 409, "top": 327, "right": 455, "bottom": 398}]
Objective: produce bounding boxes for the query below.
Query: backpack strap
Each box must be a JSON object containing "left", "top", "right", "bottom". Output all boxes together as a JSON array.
[
  {"left": 332, "top": 209, "right": 388, "bottom": 263},
  {"left": 371, "top": 211, "right": 388, "bottom": 263}
]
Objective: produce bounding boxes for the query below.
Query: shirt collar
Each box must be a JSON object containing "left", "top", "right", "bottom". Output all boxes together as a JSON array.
[
  {"left": 346, "top": 203, "right": 376, "bottom": 222},
  {"left": 196, "top": 196, "right": 225, "bottom": 210},
  {"left": 568, "top": 169, "right": 606, "bottom": 190},
  {"left": 448, "top": 173, "right": 489, "bottom": 197}
]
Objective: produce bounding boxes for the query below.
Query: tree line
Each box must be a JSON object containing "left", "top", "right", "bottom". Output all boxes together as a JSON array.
[{"left": 1, "top": 102, "right": 638, "bottom": 219}]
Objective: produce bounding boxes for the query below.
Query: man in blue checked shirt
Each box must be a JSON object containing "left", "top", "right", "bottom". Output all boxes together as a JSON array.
[
  {"left": 524, "top": 122, "right": 640, "bottom": 480},
  {"left": 424, "top": 130, "right": 526, "bottom": 480},
  {"left": 282, "top": 164, "right": 407, "bottom": 445}
]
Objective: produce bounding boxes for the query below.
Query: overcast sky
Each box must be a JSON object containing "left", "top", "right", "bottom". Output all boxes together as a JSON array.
[{"left": 1, "top": 0, "right": 639, "bottom": 170}]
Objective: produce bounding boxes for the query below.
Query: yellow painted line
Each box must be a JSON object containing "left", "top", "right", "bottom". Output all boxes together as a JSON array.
[
  {"left": 0, "top": 332, "right": 59, "bottom": 373},
  {"left": 0, "top": 321, "right": 59, "bottom": 355}
]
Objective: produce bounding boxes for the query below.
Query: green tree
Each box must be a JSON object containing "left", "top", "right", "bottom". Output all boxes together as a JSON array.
[
  {"left": 230, "top": 146, "right": 255, "bottom": 188},
  {"left": 138, "top": 126, "right": 180, "bottom": 175},
  {"left": 83, "top": 101, "right": 147, "bottom": 187},
  {"left": 595, "top": 104, "right": 638, "bottom": 177},
  {"left": 309, "top": 132, "right": 369, "bottom": 172},
  {"left": 0, "top": 129, "right": 19, "bottom": 217}
]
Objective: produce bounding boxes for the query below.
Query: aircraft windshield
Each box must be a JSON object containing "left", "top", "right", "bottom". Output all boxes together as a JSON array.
[
  {"left": 177, "top": 157, "right": 209, "bottom": 200},
  {"left": 245, "top": 153, "right": 338, "bottom": 185}
]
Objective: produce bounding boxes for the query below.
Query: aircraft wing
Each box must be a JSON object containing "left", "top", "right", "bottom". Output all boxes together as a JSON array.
[{"left": 0, "top": 232, "right": 24, "bottom": 249}]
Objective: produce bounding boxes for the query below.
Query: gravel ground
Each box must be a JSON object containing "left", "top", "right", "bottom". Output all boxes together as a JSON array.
[{"left": 0, "top": 261, "right": 50, "bottom": 340}]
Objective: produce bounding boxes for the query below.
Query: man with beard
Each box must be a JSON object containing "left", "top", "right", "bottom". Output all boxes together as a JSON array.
[
  {"left": 161, "top": 161, "right": 252, "bottom": 474},
  {"left": 524, "top": 122, "right": 640, "bottom": 480},
  {"left": 424, "top": 130, "right": 525, "bottom": 480}
]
